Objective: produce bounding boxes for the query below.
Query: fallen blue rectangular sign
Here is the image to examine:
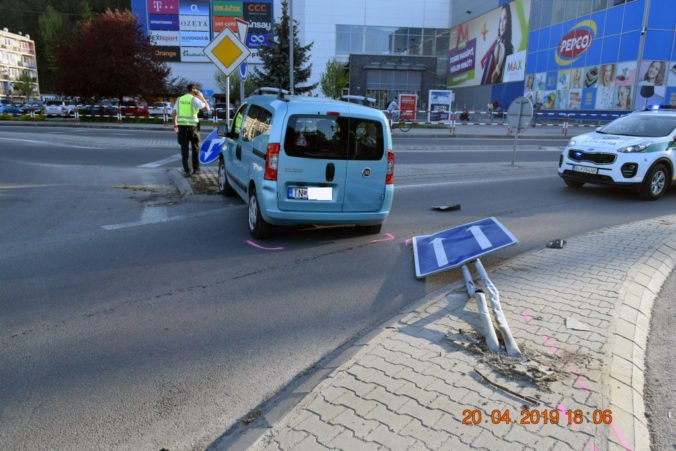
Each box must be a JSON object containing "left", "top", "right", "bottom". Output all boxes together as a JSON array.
[{"left": 412, "top": 217, "right": 518, "bottom": 278}]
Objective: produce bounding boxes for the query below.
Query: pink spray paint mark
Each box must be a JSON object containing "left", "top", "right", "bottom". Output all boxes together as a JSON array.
[
  {"left": 370, "top": 233, "right": 395, "bottom": 243},
  {"left": 576, "top": 377, "right": 591, "bottom": 395},
  {"left": 542, "top": 336, "right": 561, "bottom": 356},
  {"left": 611, "top": 423, "right": 633, "bottom": 451},
  {"left": 405, "top": 238, "right": 412, "bottom": 246},
  {"left": 245, "top": 240, "right": 284, "bottom": 251},
  {"left": 521, "top": 312, "right": 534, "bottom": 324},
  {"left": 586, "top": 440, "right": 599, "bottom": 451}
]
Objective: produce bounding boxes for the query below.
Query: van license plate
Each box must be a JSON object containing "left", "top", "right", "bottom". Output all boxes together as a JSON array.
[
  {"left": 572, "top": 165, "right": 598, "bottom": 175},
  {"left": 288, "top": 186, "right": 332, "bottom": 200}
]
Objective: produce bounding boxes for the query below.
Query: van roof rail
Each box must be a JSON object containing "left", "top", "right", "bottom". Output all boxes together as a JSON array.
[{"left": 253, "top": 87, "right": 290, "bottom": 99}]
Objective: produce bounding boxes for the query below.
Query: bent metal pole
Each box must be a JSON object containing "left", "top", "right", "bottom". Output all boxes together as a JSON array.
[
  {"left": 462, "top": 264, "right": 500, "bottom": 353},
  {"left": 474, "top": 259, "right": 522, "bottom": 357}
]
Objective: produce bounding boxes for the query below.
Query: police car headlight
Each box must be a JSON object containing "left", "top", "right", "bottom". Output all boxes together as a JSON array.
[
  {"left": 618, "top": 144, "right": 648, "bottom": 153},
  {"left": 568, "top": 138, "right": 577, "bottom": 147}
]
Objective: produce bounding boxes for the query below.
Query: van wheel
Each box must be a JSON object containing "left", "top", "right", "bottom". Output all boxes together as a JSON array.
[
  {"left": 248, "top": 190, "right": 272, "bottom": 238},
  {"left": 640, "top": 163, "right": 669, "bottom": 200},
  {"left": 218, "top": 157, "right": 235, "bottom": 197},
  {"left": 357, "top": 223, "right": 382, "bottom": 234}
]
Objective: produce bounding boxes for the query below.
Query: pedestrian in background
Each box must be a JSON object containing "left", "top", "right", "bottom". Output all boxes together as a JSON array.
[{"left": 173, "top": 84, "right": 210, "bottom": 176}]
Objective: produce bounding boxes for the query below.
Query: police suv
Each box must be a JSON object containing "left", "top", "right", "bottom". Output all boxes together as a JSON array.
[
  {"left": 558, "top": 107, "right": 676, "bottom": 200},
  {"left": 217, "top": 88, "right": 395, "bottom": 238}
]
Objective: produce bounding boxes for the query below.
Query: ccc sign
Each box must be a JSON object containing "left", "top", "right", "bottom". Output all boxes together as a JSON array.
[{"left": 247, "top": 3, "right": 268, "bottom": 13}]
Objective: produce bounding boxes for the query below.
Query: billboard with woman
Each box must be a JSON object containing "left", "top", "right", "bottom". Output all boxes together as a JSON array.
[{"left": 447, "top": 0, "right": 531, "bottom": 87}]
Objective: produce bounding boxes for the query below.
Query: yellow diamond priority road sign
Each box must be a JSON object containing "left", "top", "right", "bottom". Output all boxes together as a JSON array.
[{"left": 204, "top": 27, "right": 251, "bottom": 76}]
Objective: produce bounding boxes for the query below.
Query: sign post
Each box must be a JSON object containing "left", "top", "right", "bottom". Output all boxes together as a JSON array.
[
  {"left": 412, "top": 217, "right": 518, "bottom": 278},
  {"left": 506, "top": 96, "right": 534, "bottom": 167}
]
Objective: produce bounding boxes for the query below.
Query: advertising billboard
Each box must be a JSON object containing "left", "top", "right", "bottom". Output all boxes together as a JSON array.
[
  {"left": 524, "top": 0, "right": 676, "bottom": 110},
  {"left": 136, "top": 0, "right": 273, "bottom": 63},
  {"left": 447, "top": 0, "right": 532, "bottom": 87}
]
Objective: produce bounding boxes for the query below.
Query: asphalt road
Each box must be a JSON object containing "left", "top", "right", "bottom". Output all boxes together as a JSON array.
[{"left": 1, "top": 125, "right": 673, "bottom": 450}]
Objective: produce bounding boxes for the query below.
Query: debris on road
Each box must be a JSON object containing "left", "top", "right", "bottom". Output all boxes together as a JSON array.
[
  {"left": 546, "top": 239, "right": 566, "bottom": 249},
  {"left": 432, "top": 204, "right": 461, "bottom": 211},
  {"left": 565, "top": 318, "right": 593, "bottom": 332}
]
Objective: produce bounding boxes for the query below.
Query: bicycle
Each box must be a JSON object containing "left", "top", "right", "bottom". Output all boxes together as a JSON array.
[{"left": 386, "top": 111, "right": 412, "bottom": 132}]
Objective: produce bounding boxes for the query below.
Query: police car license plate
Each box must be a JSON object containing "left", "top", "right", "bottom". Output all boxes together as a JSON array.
[
  {"left": 288, "top": 186, "right": 332, "bottom": 201},
  {"left": 572, "top": 165, "right": 598, "bottom": 175}
]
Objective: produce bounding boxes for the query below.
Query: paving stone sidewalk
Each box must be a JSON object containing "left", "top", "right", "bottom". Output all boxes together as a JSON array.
[{"left": 249, "top": 215, "right": 676, "bottom": 451}]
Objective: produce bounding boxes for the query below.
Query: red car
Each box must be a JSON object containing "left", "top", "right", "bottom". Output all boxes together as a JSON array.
[{"left": 120, "top": 100, "right": 149, "bottom": 117}]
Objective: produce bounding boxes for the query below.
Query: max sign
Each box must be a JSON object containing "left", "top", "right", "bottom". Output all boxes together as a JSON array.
[{"left": 556, "top": 20, "right": 597, "bottom": 66}]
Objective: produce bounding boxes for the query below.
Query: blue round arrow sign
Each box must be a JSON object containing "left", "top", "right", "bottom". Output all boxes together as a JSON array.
[{"left": 199, "top": 129, "right": 226, "bottom": 164}]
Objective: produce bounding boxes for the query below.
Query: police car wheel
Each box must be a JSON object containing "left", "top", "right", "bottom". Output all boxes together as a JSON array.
[
  {"left": 248, "top": 190, "right": 272, "bottom": 239},
  {"left": 218, "top": 157, "right": 235, "bottom": 197},
  {"left": 640, "top": 164, "right": 669, "bottom": 200},
  {"left": 563, "top": 178, "right": 584, "bottom": 189}
]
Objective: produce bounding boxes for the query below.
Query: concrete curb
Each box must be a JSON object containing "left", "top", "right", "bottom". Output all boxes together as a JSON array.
[
  {"left": 167, "top": 168, "right": 193, "bottom": 197},
  {"left": 231, "top": 214, "right": 676, "bottom": 451},
  {"left": 605, "top": 234, "right": 676, "bottom": 451}
]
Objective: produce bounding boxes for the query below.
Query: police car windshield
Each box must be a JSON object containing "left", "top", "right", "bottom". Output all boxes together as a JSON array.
[{"left": 599, "top": 115, "right": 676, "bottom": 138}]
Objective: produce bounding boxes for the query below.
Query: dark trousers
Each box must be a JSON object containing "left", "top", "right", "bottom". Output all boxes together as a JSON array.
[{"left": 177, "top": 125, "right": 200, "bottom": 173}]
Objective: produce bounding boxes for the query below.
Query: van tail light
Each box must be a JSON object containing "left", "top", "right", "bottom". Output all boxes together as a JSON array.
[
  {"left": 265, "top": 143, "right": 280, "bottom": 181},
  {"left": 385, "top": 149, "right": 395, "bottom": 185}
]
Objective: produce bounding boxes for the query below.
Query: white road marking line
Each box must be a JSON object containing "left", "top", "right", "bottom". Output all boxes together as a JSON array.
[
  {"left": 101, "top": 206, "right": 241, "bottom": 230},
  {"left": 138, "top": 154, "right": 181, "bottom": 168},
  {"left": 0, "top": 137, "right": 97, "bottom": 149}
]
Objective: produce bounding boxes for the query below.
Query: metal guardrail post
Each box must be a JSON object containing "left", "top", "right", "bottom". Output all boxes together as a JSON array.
[
  {"left": 474, "top": 259, "right": 522, "bottom": 357},
  {"left": 462, "top": 264, "right": 500, "bottom": 353}
]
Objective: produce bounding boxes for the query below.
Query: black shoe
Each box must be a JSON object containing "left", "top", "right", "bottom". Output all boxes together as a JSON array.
[
  {"left": 183, "top": 171, "right": 191, "bottom": 177},
  {"left": 193, "top": 169, "right": 201, "bottom": 174}
]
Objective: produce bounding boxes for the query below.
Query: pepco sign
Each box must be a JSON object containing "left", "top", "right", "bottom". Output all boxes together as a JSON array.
[{"left": 555, "top": 20, "right": 597, "bottom": 66}]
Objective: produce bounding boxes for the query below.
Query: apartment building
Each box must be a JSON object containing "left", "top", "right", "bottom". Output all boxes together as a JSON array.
[{"left": 0, "top": 28, "right": 40, "bottom": 101}]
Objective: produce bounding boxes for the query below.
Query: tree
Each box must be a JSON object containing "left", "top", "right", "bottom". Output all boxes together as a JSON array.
[
  {"left": 250, "top": 0, "right": 317, "bottom": 94},
  {"left": 37, "top": 5, "right": 64, "bottom": 91},
  {"left": 165, "top": 76, "right": 195, "bottom": 98},
  {"left": 56, "top": 9, "right": 169, "bottom": 101},
  {"left": 14, "top": 71, "right": 37, "bottom": 98},
  {"left": 215, "top": 71, "right": 256, "bottom": 105},
  {"left": 320, "top": 59, "right": 348, "bottom": 98}
]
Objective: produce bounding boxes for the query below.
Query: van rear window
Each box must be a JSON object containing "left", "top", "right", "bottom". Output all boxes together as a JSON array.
[{"left": 284, "top": 115, "right": 384, "bottom": 161}]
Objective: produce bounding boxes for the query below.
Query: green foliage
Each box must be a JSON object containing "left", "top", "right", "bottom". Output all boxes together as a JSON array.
[
  {"left": 320, "top": 59, "right": 348, "bottom": 98},
  {"left": 250, "top": 0, "right": 317, "bottom": 94},
  {"left": 14, "top": 71, "right": 37, "bottom": 98},
  {"left": 215, "top": 71, "right": 256, "bottom": 104}
]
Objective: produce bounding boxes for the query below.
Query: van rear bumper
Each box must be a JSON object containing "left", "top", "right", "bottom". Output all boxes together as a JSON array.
[{"left": 258, "top": 184, "right": 393, "bottom": 226}]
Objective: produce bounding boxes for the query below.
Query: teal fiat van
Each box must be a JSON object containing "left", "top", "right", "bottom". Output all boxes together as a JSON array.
[{"left": 218, "top": 88, "right": 395, "bottom": 238}]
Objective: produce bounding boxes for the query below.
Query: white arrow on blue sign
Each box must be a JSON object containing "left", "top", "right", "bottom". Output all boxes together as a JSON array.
[
  {"left": 412, "top": 217, "right": 518, "bottom": 278},
  {"left": 199, "top": 129, "right": 226, "bottom": 165}
]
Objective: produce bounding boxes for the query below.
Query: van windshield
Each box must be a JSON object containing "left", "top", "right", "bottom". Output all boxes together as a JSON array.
[{"left": 284, "top": 115, "right": 384, "bottom": 161}]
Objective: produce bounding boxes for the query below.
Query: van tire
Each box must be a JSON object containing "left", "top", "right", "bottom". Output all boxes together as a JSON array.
[
  {"left": 358, "top": 223, "right": 382, "bottom": 234},
  {"left": 218, "top": 157, "right": 235, "bottom": 197},
  {"left": 640, "top": 163, "right": 669, "bottom": 200},
  {"left": 248, "top": 190, "right": 272, "bottom": 239}
]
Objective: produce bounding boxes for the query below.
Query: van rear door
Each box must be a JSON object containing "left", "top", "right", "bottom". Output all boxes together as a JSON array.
[
  {"left": 276, "top": 113, "right": 349, "bottom": 212},
  {"left": 342, "top": 116, "right": 388, "bottom": 212}
]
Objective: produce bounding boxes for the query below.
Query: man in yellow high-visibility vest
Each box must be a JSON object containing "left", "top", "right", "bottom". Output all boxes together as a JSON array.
[{"left": 173, "top": 83, "right": 210, "bottom": 176}]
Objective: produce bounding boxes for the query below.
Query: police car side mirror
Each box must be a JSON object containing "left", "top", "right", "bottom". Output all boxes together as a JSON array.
[{"left": 217, "top": 123, "right": 229, "bottom": 137}]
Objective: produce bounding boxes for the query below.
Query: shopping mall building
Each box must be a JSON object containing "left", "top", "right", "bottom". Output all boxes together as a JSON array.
[{"left": 133, "top": 0, "right": 675, "bottom": 112}]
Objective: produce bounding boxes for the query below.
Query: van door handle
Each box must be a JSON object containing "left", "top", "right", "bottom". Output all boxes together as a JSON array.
[
  {"left": 236, "top": 144, "right": 242, "bottom": 160},
  {"left": 326, "top": 163, "right": 335, "bottom": 181}
]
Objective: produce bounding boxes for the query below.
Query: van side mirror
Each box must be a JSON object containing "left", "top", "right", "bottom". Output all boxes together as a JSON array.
[{"left": 217, "top": 123, "right": 229, "bottom": 137}]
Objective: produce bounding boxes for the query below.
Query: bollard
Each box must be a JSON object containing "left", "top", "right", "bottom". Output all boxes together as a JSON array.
[
  {"left": 162, "top": 107, "right": 168, "bottom": 125},
  {"left": 74, "top": 107, "right": 80, "bottom": 123},
  {"left": 213, "top": 110, "right": 218, "bottom": 128},
  {"left": 30, "top": 108, "right": 35, "bottom": 122},
  {"left": 449, "top": 112, "right": 456, "bottom": 136},
  {"left": 117, "top": 107, "right": 122, "bottom": 125},
  {"left": 562, "top": 116, "right": 569, "bottom": 137}
]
